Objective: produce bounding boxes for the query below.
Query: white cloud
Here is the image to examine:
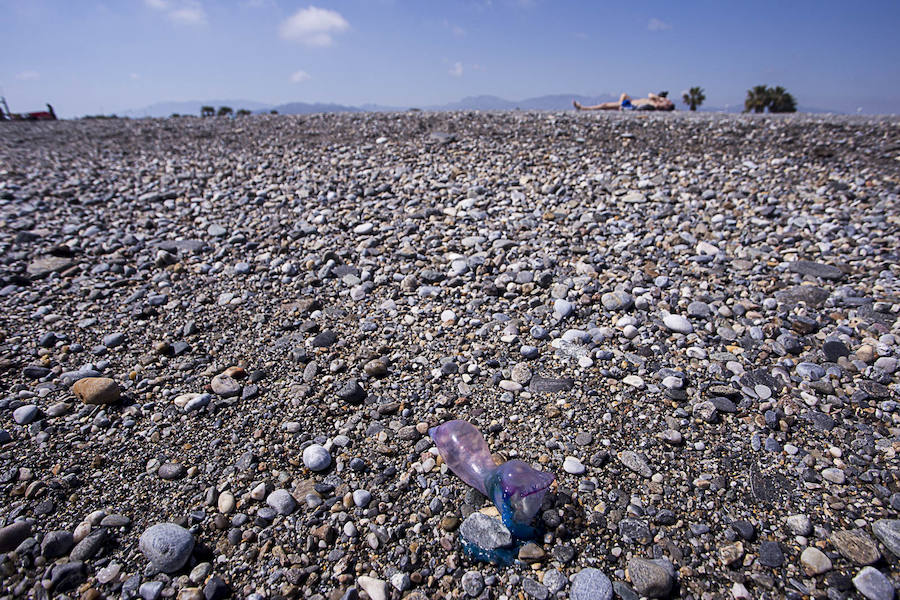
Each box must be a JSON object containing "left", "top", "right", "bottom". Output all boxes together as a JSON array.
[
  {"left": 169, "top": 5, "right": 206, "bottom": 25},
  {"left": 290, "top": 70, "right": 311, "bottom": 83},
  {"left": 15, "top": 70, "right": 40, "bottom": 81},
  {"left": 449, "top": 62, "right": 463, "bottom": 77},
  {"left": 648, "top": 18, "right": 671, "bottom": 31},
  {"left": 443, "top": 20, "right": 466, "bottom": 37},
  {"left": 146, "top": 0, "right": 207, "bottom": 26},
  {"left": 279, "top": 6, "right": 349, "bottom": 47}
]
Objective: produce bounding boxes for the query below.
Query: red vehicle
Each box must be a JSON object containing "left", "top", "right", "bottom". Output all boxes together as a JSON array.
[{"left": 0, "top": 97, "right": 57, "bottom": 121}]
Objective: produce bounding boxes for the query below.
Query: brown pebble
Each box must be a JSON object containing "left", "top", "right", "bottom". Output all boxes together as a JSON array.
[
  {"left": 224, "top": 366, "right": 247, "bottom": 379},
  {"left": 71, "top": 377, "right": 120, "bottom": 405}
]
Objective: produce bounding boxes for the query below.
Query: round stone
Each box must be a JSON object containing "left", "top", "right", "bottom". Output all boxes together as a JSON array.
[
  {"left": 800, "top": 546, "right": 832, "bottom": 576},
  {"left": 627, "top": 557, "right": 674, "bottom": 598},
  {"left": 302, "top": 444, "right": 331, "bottom": 471},
  {"left": 352, "top": 489, "right": 372, "bottom": 507},
  {"left": 570, "top": 567, "right": 613, "bottom": 600},
  {"left": 266, "top": 489, "right": 297, "bottom": 515},
  {"left": 461, "top": 571, "right": 485, "bottom": 597},
  {"left": 139, "top": 523, "right": 195, "bottom": 573},
  {"left": 158, "top": 463, "right": 186, "bottom": 480}
]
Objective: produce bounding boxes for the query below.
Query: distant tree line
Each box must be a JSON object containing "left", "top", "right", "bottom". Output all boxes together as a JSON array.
[
  {"left": 744, "top": 85, "right": 797, "bottom": 113},
  {"left": 197, "top": 105, "right": 255, "bottom": 118}
]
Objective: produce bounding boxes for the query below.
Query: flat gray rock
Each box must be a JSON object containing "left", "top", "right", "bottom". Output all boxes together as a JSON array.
[
  {"left": 619, "top": 450, "right": 652, "bottom": 478},
  {"left": 459, "top": 513, "right": 513, "bottom": 550},
  {"left": 872, "top": 519, "right": 900, "bottom": 558},
  {"left": 27, "top": 256, "right": 74, "bottom": 278},
  {"left": 789, "top": 260, "right": 845, "bottom": 281},
  {"left": 529, "top": 375, "right": 575, "bottom": 393}
]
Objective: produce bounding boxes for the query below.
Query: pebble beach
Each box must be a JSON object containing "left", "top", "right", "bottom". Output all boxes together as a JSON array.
[{"left": 1, "top": 111, "right": 899, "bottom": 600}]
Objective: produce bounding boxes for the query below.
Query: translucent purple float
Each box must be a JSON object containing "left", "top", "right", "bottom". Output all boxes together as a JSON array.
[{"left": 429, "top": 419, "right": 556, "bottom": 541}]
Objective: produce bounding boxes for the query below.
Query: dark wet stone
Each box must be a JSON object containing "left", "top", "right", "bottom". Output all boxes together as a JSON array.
[
  {"left": 204, "top": 576, "right": 231, "bottom": 600},
  {"left": 337, "top": 380, "right": 366, "bottom": 403},
  {"left": 789, "top": 260, "right": 845, "bottom": 281},
  {"left": 731, "top": 520, "right": 756, "bottom": 541},
  {"left": 41, "top": 530, "right": 74, "bottom": 558},
  {"left": 0, "top": 521, "right": 31, "bottom": 552},
  {"left": 23, "top": 365, "right": 52, "bottom": 379},
  {"left": 552, "top": 544, "right": 575, "bottom": 564},
  {"left": 49, "top": 561, "right": 85, "bottom": 592},
  {"left": 311, "top": 330, "right": 337, "bottom": 347},
  {"left": 807, "top": 410, "right": 836, "bottom": 432},
  {"left": 613, "top": 581, "right": 639, "bottom": 600},
  {"left": 711, "top": 396, "right": 738, "bottom": 413},
  {"left": 759, "top": 541, "right": 784, "bottom": 567},
  {"left": 70, "top": 528, "right": 107, "bottom": 560},
  {"left": 529, "top": 376, "right": 575, "bottom": 393},
  {"left": 775, "top": 285, "right": 830, "bottom": 308},
  {"left": 823, "top": 340, "right": 850, "bottom": 362},
  {"left": 750, "top": 465, "right": 786, "bottom": 506},
  {"left": 522, "top": 577, "right": 549, "bottom": 600},
  {"left": 857, "top": 303, "right": 898, "bottom": 328}
]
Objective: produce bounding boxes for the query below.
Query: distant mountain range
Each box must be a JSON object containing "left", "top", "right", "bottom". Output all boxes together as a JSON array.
[{"left": 120, "top": 94, "right": 844, "bottom": 117}]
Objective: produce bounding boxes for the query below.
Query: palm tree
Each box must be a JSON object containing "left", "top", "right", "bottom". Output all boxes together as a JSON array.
[
  {"left": 744, "top": 85, "right": 770, "bottom": 113},
  {"left": 768, "top": 86, "right": 797, "bottom": 113},
  {"left": 200, "top": 105, "right": 215, "bottom": 117},
  {"left": 682, "top": 87, "right": 706, "bottom": 111},
  {"left": 217, "top": 106, "right": 233, "bottom": 117}
]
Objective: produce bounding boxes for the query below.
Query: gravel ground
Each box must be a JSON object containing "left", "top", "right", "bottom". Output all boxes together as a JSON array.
[{"left": 1, "top": 111, "right": 899, "bottom": 600}]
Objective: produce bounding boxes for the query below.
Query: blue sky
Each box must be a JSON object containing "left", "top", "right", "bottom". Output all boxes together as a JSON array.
[{"left": 2, "top": 0, "right": 899, "bottom": 117}]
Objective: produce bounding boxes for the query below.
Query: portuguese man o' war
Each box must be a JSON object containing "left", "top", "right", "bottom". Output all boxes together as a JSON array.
[{"left": 429, "top": 420, "right": 556, "bottom": 544}]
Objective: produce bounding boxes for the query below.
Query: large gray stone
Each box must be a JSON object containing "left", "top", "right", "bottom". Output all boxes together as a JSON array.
[
  {"left": 570, "top": 568, "right": 613, "bottom": 600},
  {"left": 459, "top": 513, "right": 513, "bottom": 550},
  {"left": 873, "top": 519, "right": 900, "bottom": 558},
  {"left": 628, "top": 557, "right": 675, "bottom": 598},
  {"left": 139, "top": 523, "right": 194, "bottom": 573},
  {"left": 852, "top": 567, "right": 894, "bottom": 600}
]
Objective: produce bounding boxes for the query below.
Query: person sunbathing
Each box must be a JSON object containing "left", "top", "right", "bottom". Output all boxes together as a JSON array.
[{"left": 574, "top": 92, "right": 674, "bottom": 112}]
